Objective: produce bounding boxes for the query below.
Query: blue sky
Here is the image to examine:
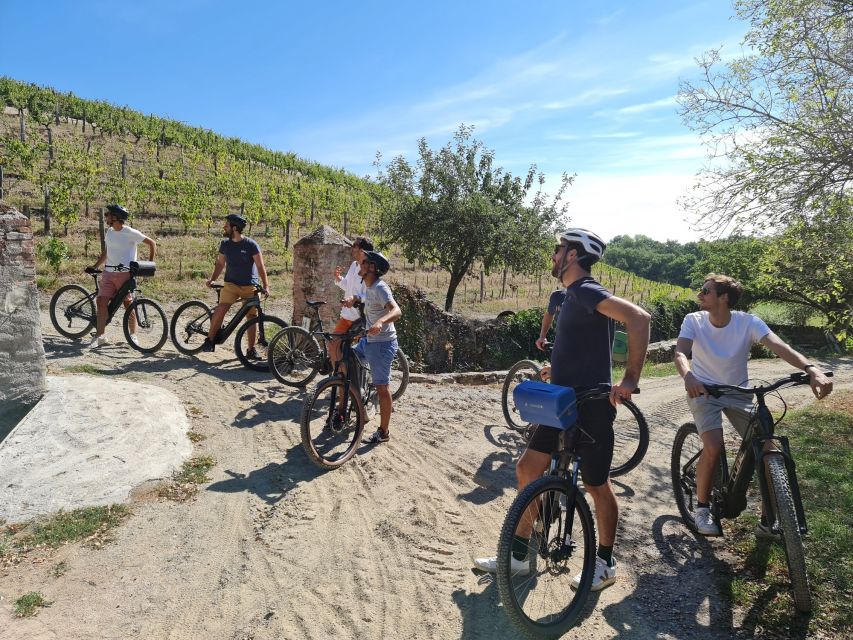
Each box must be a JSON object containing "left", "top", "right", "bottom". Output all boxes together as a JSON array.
[{"left": 1, "top": 1, "right": 747, "bottom": 242}]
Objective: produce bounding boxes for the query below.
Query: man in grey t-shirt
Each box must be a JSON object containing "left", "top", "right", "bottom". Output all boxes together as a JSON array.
[{"left": 342, "top": 251, "right": 401, "bottom": 445}]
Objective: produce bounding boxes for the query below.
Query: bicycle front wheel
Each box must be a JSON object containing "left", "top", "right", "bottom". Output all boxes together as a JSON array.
[
  {"left": 170, "top": 300, "right": 212, "bottom": 355},
  {"left": 389, "top": 347, "right": 410, "bottom": 401},
  {"left": 502, "top": 360, "right": 542, "bottom": 432},
  {"left": 300, "top": 377, "right": 365, "bottom": 469},
  {"left": 496, "top": 476, "right": 596, "bottom": 639},
  {"left": 124, "top": 298, "right": 168, "bottom": 353},
  {"left": 49, "top": 284, "right": 95, "bottom": 339},
  {"left": 268, "top": 326, "right": 323, "bottom": 387},
  {"left": 234, "top": 315, "right": 288, "bottom": 372},
  {"left": 609, "top": 399, "right": 649, "bottom": 477},
  {"left": 767, "top": 455, "right": 811, "bottom": 612}
]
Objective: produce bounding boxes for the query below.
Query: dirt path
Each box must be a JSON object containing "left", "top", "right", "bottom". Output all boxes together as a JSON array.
[{"left": 1, "top": 315, "right": 850, "bottom": 639}]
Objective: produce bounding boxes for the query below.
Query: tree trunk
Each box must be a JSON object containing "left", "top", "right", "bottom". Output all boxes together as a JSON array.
[
  {"left": 480, "top": 270, "right": 485, "bottom": 303},
  {"left": 500, "top": 267, "right": 508, "bottom": 298},
  {"left": 444, "top": 271, "right": 465, "bottom": 312}
]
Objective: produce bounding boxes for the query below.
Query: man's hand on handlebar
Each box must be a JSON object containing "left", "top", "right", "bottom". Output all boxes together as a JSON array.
[
  {"left": 610, "top": 376, "right": 639, "bottom": 407},
  {"left": 808, "top": 368, "right": 833, "bottom": 400},
  {"left": 683, "top": 371, "right": 708, "bottom": 399},
  {"left": 539, "top": 365, "right": 551, "bottom": 382}
]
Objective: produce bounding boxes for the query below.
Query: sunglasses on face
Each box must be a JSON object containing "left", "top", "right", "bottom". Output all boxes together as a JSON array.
[
  {"left": 699, "top": 286, "right": 715, "bottom": 295},
  {"left": 554, "top": 244, "right": 566, "bottom": 255}
]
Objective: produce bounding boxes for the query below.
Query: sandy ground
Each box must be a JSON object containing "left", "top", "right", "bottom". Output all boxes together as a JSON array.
[
  {"left": 0, "top": 375, "right": 191, "bottom": 524},
  {"left": 0, "top": 311, "right": 849, "bottom": 639}
]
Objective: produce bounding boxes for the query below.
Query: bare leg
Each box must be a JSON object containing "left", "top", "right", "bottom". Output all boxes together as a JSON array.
[
  {"left": 376, "top": 384, "right": 392, "bottom": 433},
  {"left": 207, "top": 304, "right": 230, "bottom": 343},
  {"left": 514, "top": 448, "right": 552, "bottom": 539},
  {"left": 247, "top": 320, "right": 257, "bottom": 350},
  {"left": 585, "top": 481, "right": 618, "bottom": 547},
  {"left": 123, "top": 297, "right": 135, "bottom": 334},
  {"left": 95, "top": 297, "right": 109, "bottom": 336},
  {"left": 696, "top": 428, "right": 724, "bottom": 503}
]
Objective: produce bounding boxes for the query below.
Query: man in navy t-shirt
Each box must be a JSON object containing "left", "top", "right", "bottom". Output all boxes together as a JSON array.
[
  {"left": 475, "top": 228, "right": 650, "bottom": 593},
  {"left": 202, "top": 214, "right": 270, "bottom": 357}
]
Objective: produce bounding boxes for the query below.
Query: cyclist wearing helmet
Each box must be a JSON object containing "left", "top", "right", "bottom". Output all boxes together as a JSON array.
[
  {"left": 202, "top": 213, "right": 270, "bottom": 357},
  {"left": 87, "top": 204, "right": 156, "bottom": 348},
  {"left": 475, "top": 227, "right": 650, "bottom": 592},
  {"left": 342, "top": 250, "right": 401, "bottom": 445}
]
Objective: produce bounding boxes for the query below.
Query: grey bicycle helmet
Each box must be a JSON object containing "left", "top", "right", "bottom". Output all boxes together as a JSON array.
[
  {"left": 226, "top": 213, "right": 247, "bottom": 231},
  {"left": 106, "top": 204, "right": 130, "bottom": 220},
  {"left": 363, "top": 251, "right": 391, "bottom": 276}
]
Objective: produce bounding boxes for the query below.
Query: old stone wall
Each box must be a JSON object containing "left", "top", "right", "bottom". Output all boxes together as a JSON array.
[
  {"left": 291, "top": 225, "right": 353, "bottom": 328},
  {"left": 0, "top": 203, "right": 46, "bottom": 427}
]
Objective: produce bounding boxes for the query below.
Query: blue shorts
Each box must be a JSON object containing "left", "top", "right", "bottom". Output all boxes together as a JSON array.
[{"left": 354, "top": 338, "right": 398, "bottom": 386}]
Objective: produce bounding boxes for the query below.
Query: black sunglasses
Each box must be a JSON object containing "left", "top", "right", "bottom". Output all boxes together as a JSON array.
[{"left": 699, "top": 286, "right": 714, "bottom": 295}]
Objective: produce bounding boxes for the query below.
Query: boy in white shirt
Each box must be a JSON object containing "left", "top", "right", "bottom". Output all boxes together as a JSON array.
[
  {"left": 330, "top": 236, "right": 372, "bottom": 371},
  {"left": 674, "top": 273, "right": 832, "bottom": 535},
  {"left": 87, "top": 204, "right": 156, "bottom": 348}
]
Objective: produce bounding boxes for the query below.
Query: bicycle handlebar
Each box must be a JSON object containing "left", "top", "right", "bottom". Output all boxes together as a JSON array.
[
  {"left": 704, "top": 371, "right": 833, "bottom": 398},
  {"left": 575, "top": 383, "right": 641, "bottom": 401},
  {"left": 85, "top": 263, "right": 130, "bottom": 275}
]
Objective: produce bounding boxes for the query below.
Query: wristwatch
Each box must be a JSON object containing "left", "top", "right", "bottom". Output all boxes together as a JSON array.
[{"left": 803, "top": 364, "right": 816, "bottom": 371}]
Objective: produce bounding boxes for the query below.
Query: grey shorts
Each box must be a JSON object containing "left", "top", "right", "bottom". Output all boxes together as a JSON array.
[{"left": 687, "top": 393, "right": 754, "bottom": 437}]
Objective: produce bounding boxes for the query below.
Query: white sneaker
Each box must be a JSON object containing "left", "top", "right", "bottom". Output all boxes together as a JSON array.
[
  {"left": 473, "top": 555, "right": 530, "bottom": 576},
  {"left": 572, "top": 555, "right": 617, "bottom": 591},
  {"left": 694, "top": 507, "right": 722, "bottom": 536},
  {"left": 128, "top": 334, "right": 140, "bottom": 348},
  {"left": 88, "top": 334, "right": 108, "bottom": 348}
]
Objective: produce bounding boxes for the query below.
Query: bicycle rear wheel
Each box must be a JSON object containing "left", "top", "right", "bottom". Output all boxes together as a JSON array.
[
  {"left": 170, "top": 300, "right": 212, "bottom": 355},
  {"left": 609, "top": 399, "right": 649, "bottom": 477},
  {"left": 389, "top": 347, "right": 410, "bottom": 401},
  {"left": 496, "top": 476, "right": 596, "bottom": 638},
  {"left": 49, "top": 284, "right": 95, "bottom": 339},
  {"left": 502, "top": 360, "right": 542, "bottom": 432},
  {"left": 300, "top": 377, "right": 365, "bottom": 469},
  {"left": 671, "top": 422, "right": 725, "bottom": 530},
  {"left": 268, "top": 326, "right": 323, "bottom": 387},
  {"left": 124, "top": 298, "right": 168, "bottom": 353},
  {"left": 767, "top": 455, "right": 811, "bottom": 612},
  {"left": 234, "top": 315, "right": 288, "bottom": 372}
]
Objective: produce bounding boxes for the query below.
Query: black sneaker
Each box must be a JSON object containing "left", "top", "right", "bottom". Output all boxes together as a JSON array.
[
  {"left": 362, "top": 429, "right": 390, "bottom": 445},
  {"left": 246, "top": 347, "right": 260, "bottom": 360},
  {"left": 201, "top": 338, "right": 215, "bottom": 353}
]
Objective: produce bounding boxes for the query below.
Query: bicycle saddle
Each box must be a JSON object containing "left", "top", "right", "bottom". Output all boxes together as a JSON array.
[{"left": 306, "top": 300, "right": 326, "bottom": 307}]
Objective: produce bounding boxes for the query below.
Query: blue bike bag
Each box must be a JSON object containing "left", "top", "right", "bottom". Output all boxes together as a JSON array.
[{"left": 512, "top": 380, "right": 578, "bottom": 430}]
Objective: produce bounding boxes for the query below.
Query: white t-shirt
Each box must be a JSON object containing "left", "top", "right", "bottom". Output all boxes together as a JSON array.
[
  {"left": 336, "top": 261, "right": 366, "bottom": 321},
  {"left": 679, "top": 310, "right": 771, "bottom": 385},
  {"left": 105, "top": 225, "right": 146, "bottom": 272}
]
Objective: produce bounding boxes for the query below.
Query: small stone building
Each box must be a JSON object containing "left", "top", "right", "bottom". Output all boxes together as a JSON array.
[
  {"left": 0, "top": 203, "right": 46, "bottom": 431},
  {"left": 292, "top": 225, "right": 353, "bottom": 329}
]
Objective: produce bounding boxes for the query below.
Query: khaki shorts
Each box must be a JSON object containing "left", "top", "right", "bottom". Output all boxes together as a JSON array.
[
  {"left": 99, "top": 271, "right": 132, "bottom": 301},
  {"left": 687, "top": 392, "right": 754, "bottom": 437},
  {"left": 220, "top": 282, "right": 258, "bottom": 319}
]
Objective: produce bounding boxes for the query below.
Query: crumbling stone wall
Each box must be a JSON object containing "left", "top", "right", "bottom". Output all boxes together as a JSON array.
[
  {"left": 0, "top": 204, "right": 46, "bottom": 429},
  {"left": 292, "top": 225, "right": 353, "bottom": 328}
]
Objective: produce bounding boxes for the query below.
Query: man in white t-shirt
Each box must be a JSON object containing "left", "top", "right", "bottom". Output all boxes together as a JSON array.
[
  {"left": 674, "top": 273, "right": 832, "bottom": 536},
  {"left": 87, "top": 204, "right": 156, "bottom": 348}
]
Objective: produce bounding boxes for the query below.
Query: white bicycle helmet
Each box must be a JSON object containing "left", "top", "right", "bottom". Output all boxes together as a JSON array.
[{"left": 555, "top": 228, "right": 606, "bottom": 259}]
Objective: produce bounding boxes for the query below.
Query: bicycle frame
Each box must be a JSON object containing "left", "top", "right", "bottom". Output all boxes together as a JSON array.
[{"left": 74, "top": 268, "right": 139, "bottom": 325}]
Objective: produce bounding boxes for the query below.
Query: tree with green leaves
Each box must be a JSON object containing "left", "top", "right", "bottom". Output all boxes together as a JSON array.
[
  {"left": 376, "top": 125, "right": 571, "bottom": 311},
  {"left": 679, "top": 0, "right": 853, "bottom": 234}
]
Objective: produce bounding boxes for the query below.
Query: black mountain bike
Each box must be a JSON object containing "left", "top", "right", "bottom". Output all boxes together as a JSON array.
[
  {"left": 49, "top": 262, "right": 168, "bottom": 353},
  {"left": 496, "top": 384, "right": 622, "bottom": 638},
  {"left": 671, "top": 371, "right": 833, "bottom": 613},
  {"left": 501, "top": 343, "right": 649, "bottom": 477},
  {"left": 169, "top": 283, "right": 287, "bottom": 371},
  {"left": 268, "top": 299, "right": 409, "bottom": 400},
  {"left": 300, "top": 322, "right": 383, "bottom": 469}
]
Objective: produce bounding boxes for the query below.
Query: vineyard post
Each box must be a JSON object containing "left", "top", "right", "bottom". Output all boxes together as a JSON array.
[
  {"left": 480, "top": 270, "right": 484, "bottom": 303},
  {"left": 285, "top": 219, "right": 291, "bottom": 249},
  {"left": 81, "top": 104, "right": 86, "bottom": 133},
  {"left": 0, "top": 165, "right": 4, "bottom": 200},
  {"left": 18, "top": 108, "right": 25, "bottom": 142},
  {"left": 501, "top": 267, "right": 507, "bottom": 299},
  {"left": 121, "top": 154, "right": 127, "bottom": 179},
  {"left": 43, "top": 188, "right": 51, "bottom": 235},
  {"left": 343, "top": 209, "right": 348, "bottom": 237},
  {"left": 98, "top": 207, "right": 106, "bottom": 254},
  {"left": 47, "top": 128, "right": 54, "bottom": 162}
]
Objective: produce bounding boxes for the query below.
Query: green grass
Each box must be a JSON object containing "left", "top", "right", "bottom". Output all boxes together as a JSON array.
[
  {"left": 14, "top": 592, "right": 48, "bottom": 617},
  {"left": 613, "top": 360, "right": 678, "bottom": 380},
  {"left": 21, "top": 505, "right": 130, "bottom": 549},
  {"left": 63, "top": 364, "right": 107, "bottom": 375},
  {"left": 720, "top": 392, "right": 853, "bottom": 637},
  {"left": 186, "top": 430, "right": 206, "bottom": 443},
  {"left": 174, "top": 456, "right": 215, "bottom": 484}
]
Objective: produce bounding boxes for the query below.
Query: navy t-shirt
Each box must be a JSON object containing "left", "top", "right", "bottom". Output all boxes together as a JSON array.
[
  {"left": 219, "top": 238, "right": 260, "bottom": 286},
  {"left": 547, "top": 289, "right": 566, "bottom": 315},
  {"left": 550, "top": 277, "right": 614, "bottom": 389}
]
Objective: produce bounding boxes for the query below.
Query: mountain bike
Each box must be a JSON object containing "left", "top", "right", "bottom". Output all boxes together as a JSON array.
[
  {"left": 49, "top": 262, "right": 168, "bottom": 353},
  {"left": 671, "top": 371, "right": 833, "bottom": 613},
  {"left": 268, "top": 299, "right": 409, "bottom": 400},
  {"left": 169, "top": 283, "right": 287, "bottom": 371},
  {"left": 496, "top": 384, "right": 620, "bottom": 638},
  {"left": 501, "top": 343, "right": 649, "bottom": 477},
  {"left": 300, "top": 322, "right": 386, "bottom": 469}
]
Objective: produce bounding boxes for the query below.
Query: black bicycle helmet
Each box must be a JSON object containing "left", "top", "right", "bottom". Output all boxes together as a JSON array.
[
  {"left": 226, "top": 213, "right": 247, "bottom": 231},
  {"left": 363, "top": 251, "right": 391, "bottom": 276},
  {"left": 106, "top": 204, "right": 130, "bottom": 220}
]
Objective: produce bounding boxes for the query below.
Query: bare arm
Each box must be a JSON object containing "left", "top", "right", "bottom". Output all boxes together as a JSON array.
[
  {"left": 252, "top": 252, "right": 270, "bottom": 295},
  {"left": 90, "top": 248, "right": 107, "bottom": 270},
  {"left": 674, "top": 337, "right": 707, "bottom": 398},
  {"left": 142, "top": 236, "right": 156, "bottom": 261},
  {"left": 760, "top": 332, "right": 833, "bottom": 399},
  {"left": 595, "top": 295, "right": 650, "bottom": 405},
  {"left": 367, "top": 300, "right": 402, "bottom": 336},
  {"left": 207, "top": 254, "right": 226, "bottom": 287},
  {"left": 536, "top": 311, "right": 554, "bottom": 350}
]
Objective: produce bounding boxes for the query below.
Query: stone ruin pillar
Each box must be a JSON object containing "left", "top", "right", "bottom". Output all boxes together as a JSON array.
[
  {"left": 292, "top": 225, "right": 353, "bottom": 329},
  {"left": 0, "top": 204, "right": 46, "bottom": 431}
]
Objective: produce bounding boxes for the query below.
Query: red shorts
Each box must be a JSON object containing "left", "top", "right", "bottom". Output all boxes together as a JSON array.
[
  {"left": 98, "top": 272, "right": 132, "bottom": 301},
  {"left": 333, "top": 317, "right": 354, "bottom": 334}
]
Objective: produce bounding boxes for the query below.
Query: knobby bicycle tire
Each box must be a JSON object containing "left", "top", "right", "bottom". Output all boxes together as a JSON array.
[
  {"left": 300, "top": 377, "right": 365, "bottom": 469},
  {"left": 124, "top": 298, "right": 168, "bottom": 353},
  {"left": 496, "top": 475, "right": 597, "bottom": 639},
  {"left": 609, "top": 399, "right": 649, "bottom": 477},
  {"left": 234, "top": 315, "right": 288, "bottom": 372},
  {"left": 170, "top": 300, "right": 212, "bottom": 355},
  {"left": 501, "top": 359, "right": 542, "bottom": 432},
  {"left": 49, "top": 284, "right": 95, "bottom": 339},
  {"left": 767, "top": 455, "right": 811, "bottom": 612},
  {"left": 390, "top": 347, "right": 410, "bottom": 401},
  {"left": 268, "top": 326, "right": 323, "bottom": 387}
]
